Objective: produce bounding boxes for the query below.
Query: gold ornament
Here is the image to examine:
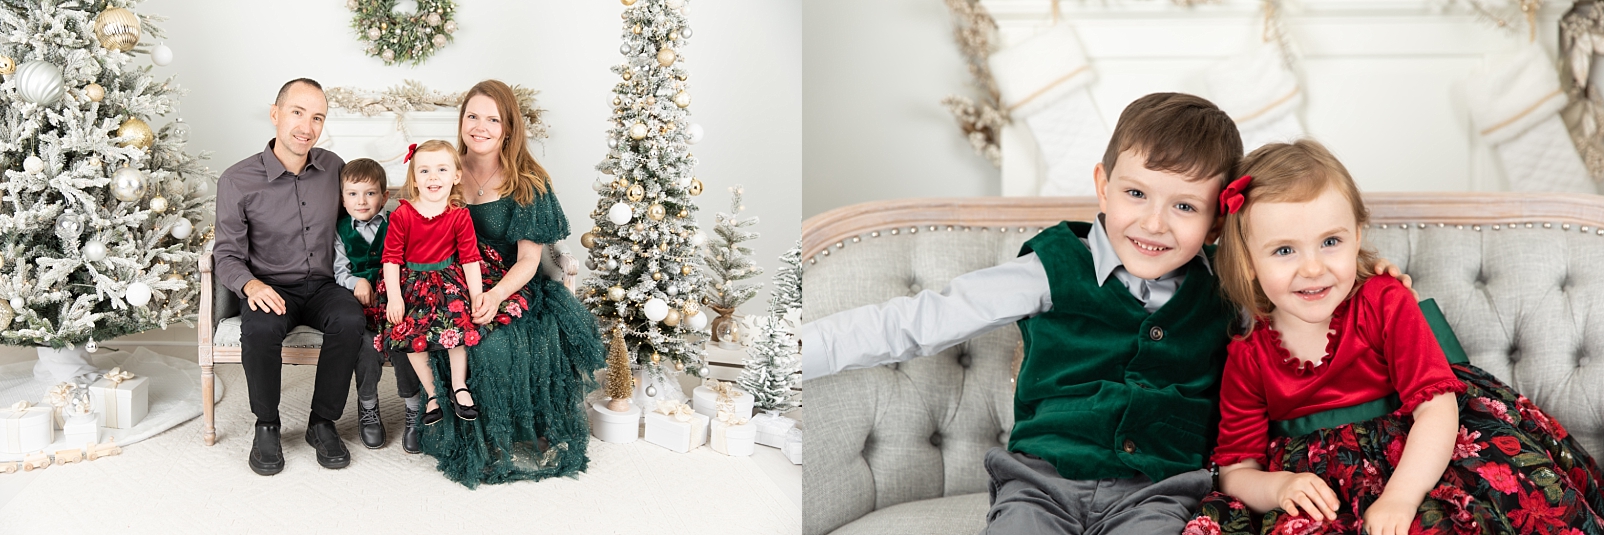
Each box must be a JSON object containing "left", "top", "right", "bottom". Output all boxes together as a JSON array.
[
  {"left": 688, "top": 178, "right": 703, "bottom": 196},
  {"left": 622, "top": 70, "right": 632, "bottom": 81},
  {"left": 0, "top": 56, "right": 13, "bottom": 76},
  {"left": 631, "top": 244, "right": 641, "bottom": 252},
  {"left": 652, "top": 272, "right": 664, "bottom": 281},
  {"left": 95, "top": 8, "right": 141, "bottom": 52},
  {"left": 647, "top": 204, "right": 666, "bottom": 221},
  {"left": 613, "top": 96, "right": 622, "bottom": 106},
  {"left": 117, "top": 117, "right": 155, "bottom": 150},
  {"left": 663, "top": 309, "right": 680, "bottom": 327},
  {"left": 683, "top": 301, "right": 700, "bottom": 316},
  {"left": 674, "top": 91, "right": 691, "bottom": 108},
  {"left": 670, "top": 31, "right": 680, "bottom": 41},
  {"left": 622, "top": 0, "right": 637, "bottom": 4},
  {"left": 646, "top": 96, "right": 657, "bottom": 107},
  {"left": 676, "top": 72, "right": 688, "bottom": 81},
  {"left": 148, "top": 196, "right": 168, "bottom": 213},
  {"left": 674, "top": 361, "right": 685, "bottom": 371},
  {"left": 581, "top": 232, "right": 597, "bottom": 249},
  {"left": 677, "top": 209, "right": 689, "bottom": 219},
  {"left": 84, "top": 83, "right": 105, "bottom": 102},
  {"left": 681, "top": 265, "right": 693, "bottom": 276},
  {"left": 607, "top": 286, "right": 626, "bottom": 301},
  {"left": 657, "top": 47, "right": 676, "bottom": 66},
  {"left": 629, "top": 123, "right": 648, "bottom": 140},
  {"left": 632, "top": 24, "right": 643, "bottom": 35},
  {"left": 627, "top": 184, "right": 645, "bottom": 202},
  {"left": 634, "top": 222, "right": 646, "bottom": 232},
  {"left": 650, "top": 352, "right": 661, "bottom": 364}
]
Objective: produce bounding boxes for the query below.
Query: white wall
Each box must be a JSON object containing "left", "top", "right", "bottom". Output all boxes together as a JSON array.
[
  {"left": 120, "top": 0, "right": 800, "bottom": 345},
  {"left": 802, "top": 0, "right": 1001, "bottom": 219}
]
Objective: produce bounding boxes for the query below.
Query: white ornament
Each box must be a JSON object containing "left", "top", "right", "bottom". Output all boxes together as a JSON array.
[
  {"left": 82, "top": 240, "right": 107, "bottom": 262},
  {"left": 667, "top": 0, "right": 685, "bottom": 8},
  {"left": 608, "top": 202, "right": 633, "bottom": 225},
  {"left": 593, "top": 178, "right": 609, "bottom": 192},
  {"left": 171, "top": 218, "right": 193, "bottom": 239},
  {"left": 112, "top": 166, "right": 146, "bottom": 202},
  {"left": 9, "top": 297, "right": 23, "bottom": 311},
  {"left": 690, "top": 231, "right": 707, "bottom": 246},
  {"left": 686, "top": 123, "right": 704, "bottom": 144},
  {"left": 15, "top": 61, "right": 65, "bottom": 105},
  {"left": 22, "top": 156, "right": 44, "bottom": 174},
  {"left": 125, "top": 282, "right": 152, "bottom": 307},
  {"left": 367, "top": 27, "right": 382, "bottom": 40},
  {"left": 151, "top": 43, "right": 173, "bottom": 66},
  {"left": 432, "top": 34, "right": 448, "bottom": 48},
  {"left": 643, "top": 298, "right": 669, "bottom": 322},
  {"left": 629, "top": 123, "right": 649, "bottom": 140},
  {"left": 347, "top": 0, "right": 359, "bottom": 9},
  {"left": 686, "top": 310, "right": 708, "bottom": 331}
]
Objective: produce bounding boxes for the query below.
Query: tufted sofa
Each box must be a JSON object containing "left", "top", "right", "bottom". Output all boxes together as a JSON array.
[{"left": 799, "top": 193, "right": 1604, "bottom": 535}]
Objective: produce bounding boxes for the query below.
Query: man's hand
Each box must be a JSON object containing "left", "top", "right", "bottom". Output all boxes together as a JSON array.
[
  {"left": 243, "top": 280, "right": 286, "bottom": 315},
  {"left": 1361, "top": 494, "right": 1419, "bottom": 535},
  {"left": 1275, "top": 472, "right": 1340, "bottom": 522},
  {"left": 386, "top": 300, "right": 405, "bottom": 325},
  {"left": 1371, "top": 259, "right": 1417, "bottom": 299},
  {"left": 353, "top": 279, "right": 375, "bottom": 307}
]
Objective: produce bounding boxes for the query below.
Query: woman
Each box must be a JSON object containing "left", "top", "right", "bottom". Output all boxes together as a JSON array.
[{"left": 417, "top": 79, "right": 606, "bottom": 487}]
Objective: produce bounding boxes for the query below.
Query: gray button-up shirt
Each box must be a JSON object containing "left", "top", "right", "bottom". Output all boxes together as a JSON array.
[
  {"left": 213, "top": 140, "right": 345, "bottom": 298},
  {"left": 799, "top": 215, "right": 1211, "bottom": 379}
]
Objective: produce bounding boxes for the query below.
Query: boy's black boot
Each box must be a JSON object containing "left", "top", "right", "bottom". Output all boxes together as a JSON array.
[
  {"left": 402, "top": 406, "right": 422, "bottom": 454},
  {"left": 357, "top": 402, "right": 385, "bottom": 449}
]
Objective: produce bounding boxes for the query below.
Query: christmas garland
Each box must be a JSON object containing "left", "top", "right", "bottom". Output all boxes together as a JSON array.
[
  {"left": 347, "top": 0, "right": 458, "bottom": 66},
  {"left": 325, "top": 80, "right": 549, "bottom": 140}
]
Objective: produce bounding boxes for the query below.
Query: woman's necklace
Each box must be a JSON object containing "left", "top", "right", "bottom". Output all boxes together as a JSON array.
[{"left": 465, "top": 161, "right": 500, "bottom": 197}]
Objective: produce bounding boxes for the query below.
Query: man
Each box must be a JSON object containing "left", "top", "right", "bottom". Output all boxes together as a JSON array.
[{"left": 214, "top": 78, "right": 363, "bottom": 476}]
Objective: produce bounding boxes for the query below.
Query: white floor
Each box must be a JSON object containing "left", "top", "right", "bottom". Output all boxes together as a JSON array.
[{"left": 0, "top": 344, "right": 801, "bottom": 533}]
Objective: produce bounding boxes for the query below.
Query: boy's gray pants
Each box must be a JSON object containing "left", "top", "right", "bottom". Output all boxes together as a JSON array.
[
  {"left": 982, "top": 447, "right": 1212, "bottom": 535},
  {"left": 356, "top": 331, "right": 421, "bottom": 402}
]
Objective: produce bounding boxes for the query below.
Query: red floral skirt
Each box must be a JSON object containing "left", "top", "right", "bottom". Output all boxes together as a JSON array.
[
  {"left": 371, "top": 245, "right": 531, "bottom": 354},
  {"left": 1185, "top": 364, "right": 1604, "bottom": 535}
]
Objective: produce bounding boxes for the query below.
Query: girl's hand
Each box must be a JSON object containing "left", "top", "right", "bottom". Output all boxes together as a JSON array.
[
  {"left": 386, "top": 301, "right": 404, "bottom": 325},
  {"left": 1362, "top": 494, "right": 1418, "bottom": 535},
  {"left": 1275, "top": 472, "right": 1340, "bottom": 522},
  {"left": 472, "top": 287, "right": 504, "bottom": 325}
]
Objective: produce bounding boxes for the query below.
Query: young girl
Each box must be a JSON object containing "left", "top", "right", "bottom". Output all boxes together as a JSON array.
[
  {"left": 1185, "top": 140, "right": 1604, "bottom": 535},
  {"left": 376, "top": 140, "right": 514, "bottom": 426}
]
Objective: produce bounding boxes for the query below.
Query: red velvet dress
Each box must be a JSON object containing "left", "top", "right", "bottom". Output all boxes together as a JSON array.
[
  {"left": 1185, "top": 275, "right": 1604, "bottom": 535},
  {"left": 373, "top": 200, "right": 508, "bottom": 354}
]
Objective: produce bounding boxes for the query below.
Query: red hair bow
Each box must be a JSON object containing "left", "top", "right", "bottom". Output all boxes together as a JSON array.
[
  {"left": 1219, "top": 175, "right": 1253, "bottom": 215},
  {"left": 403, "top": 143, "right": 418, "bottom": 163}
]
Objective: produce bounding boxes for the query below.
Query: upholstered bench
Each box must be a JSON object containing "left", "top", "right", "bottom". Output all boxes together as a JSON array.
[
  {"left": 800, "top": 193, "right": 1604, "bottom": 535},
  {"left": 197, "top": 241, "right": 578, "bottom": 445}
]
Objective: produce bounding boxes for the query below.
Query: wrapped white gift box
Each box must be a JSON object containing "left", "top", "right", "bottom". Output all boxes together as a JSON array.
[
  {"left": 750, "top": 412, "right": 796, "bottom": 448},
  {"left": 692, "top": 384, "right": 754, "bottom": 421},
  {"left": 782, "top": 427, "right": 802, "bottom": 465},
  {"left": 589, "top": 400, "right": 641, "bottom": 444},
  {"left": 89, "top": 369, "right": 148, "bottom": 429},
  {"left": 62, "top": 412, "right": 99, "bottom": 450},
  {"left": 644, "top": 401, "right": 709, "bottom": 454},
  {"left": 1, "top": 402, "right": 54, "bottom": 455},
  {"left": 710, "top": 419, "right": 756, "bottom": 457}
]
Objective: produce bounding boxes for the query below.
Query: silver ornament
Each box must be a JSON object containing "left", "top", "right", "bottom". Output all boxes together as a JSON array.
[
  {"left": 585, "top": 258, "right": 598, "bottom": 270},
  {"left": 681, "top": 26, "right": 693, "bottom": 38},
  {"left": 619, "top": 43, "right": 632, "bottom": 55},
  {"left": 82, "top": 240, "right": 107, "bottom": 262},
  {"left": 698, "top": 366, "right": 709, "bottom": 377},
  {"left": 85, "top": 338, "right": 97, "bottom": 353},
  {"left": 645, "top": 385, "right": 657, "bottom": 397},
  {"left": 112, "top": 166, "right": 146, "bottom": 202},
  {"left": 15, "top": 60, "right": 65, "bottom": 105},
  {"left": 607, "top": 137, "right": 618, "bottom": 149},
  {"left": 606, "top": 258, "right": 619, "bottom": 271},
  {"left": 55, "top": 214, "right": 82, "bottom": 237}
]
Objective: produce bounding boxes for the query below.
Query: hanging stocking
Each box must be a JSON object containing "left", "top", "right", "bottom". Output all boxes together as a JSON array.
[
  {"left": 1204, "top": 40, "right": 1305, "bottom": 152},
  {"left": 1465, "top": 43, "right": 1596, "bottom": 194},
  {"left": 990, "top": 21, "right": 1106, "bottom": 196}
]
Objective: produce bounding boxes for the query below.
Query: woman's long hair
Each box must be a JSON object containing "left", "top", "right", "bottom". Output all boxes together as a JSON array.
[{"left": 457, "top": 79, "right": 551, "bottom": 205}]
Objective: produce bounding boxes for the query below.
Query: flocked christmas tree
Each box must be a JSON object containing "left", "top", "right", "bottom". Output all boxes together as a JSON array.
[
  {"left": 582, "top": 0, "right": 711, "bottom": 379},
  {"left": 0, "top": 1, "right": 214, "bottom": 349},
  {"left": 738, "top": 243, "right": 801, "bottom": 414},
  {"left": 700, "top": 185, "right": 761, "bottom": 311}
]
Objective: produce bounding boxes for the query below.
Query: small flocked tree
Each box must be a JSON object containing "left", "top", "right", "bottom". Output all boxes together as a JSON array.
[
  {"left": 738, "top": 243, "right": 801, "bottom": 414},
  {"left": 581, "top": 0, "right": 710, "bottom": 378},
  {"left": 699, "top": 185, "right": 761, "bottom": 311},
  {"left": 0, "top": 1, "right": 214, "bottom": 349}
]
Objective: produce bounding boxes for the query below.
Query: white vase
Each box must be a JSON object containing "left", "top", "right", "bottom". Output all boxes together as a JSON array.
[{"left": 33, "top": 345, "right": 97, "bottom": 383}]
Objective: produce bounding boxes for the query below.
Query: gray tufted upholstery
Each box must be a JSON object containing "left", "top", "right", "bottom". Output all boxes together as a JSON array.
[{"left": 800, "top": 196, "right": 1604, "bottom": 535}]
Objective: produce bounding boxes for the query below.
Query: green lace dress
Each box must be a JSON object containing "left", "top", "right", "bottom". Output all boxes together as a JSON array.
[{"left": 417, "top": 193, "right": 606, "bottom": 488}]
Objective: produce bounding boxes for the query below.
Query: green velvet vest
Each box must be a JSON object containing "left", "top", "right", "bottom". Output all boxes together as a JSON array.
[
  {"left": 336, "top": 214, "right": 388, "bottom": 284},
  {"left": 1011, "top": 221, "right": 1235, "bottom": 482}
]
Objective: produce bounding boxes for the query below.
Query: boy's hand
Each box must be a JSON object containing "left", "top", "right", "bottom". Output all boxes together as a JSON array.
[
  {"left": 1275, "top": 472, "right": 1339, "bottom": 522},
  {"left": 1361, "top": 494, "right": 1418, "bottom": 535},
  {"left": 386, "top": 301, "right": 404, "bottom": 325},
  {"left": 353, "top": 279, "right": 374, "bottom": 307},
  {"left": 1371, "top": 259, "right": 1417, "bottom": 299}
]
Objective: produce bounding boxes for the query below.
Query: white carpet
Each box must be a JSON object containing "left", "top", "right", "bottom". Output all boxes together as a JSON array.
[{"left": 0, "top": 358, "right": 800, "bottom": 534}]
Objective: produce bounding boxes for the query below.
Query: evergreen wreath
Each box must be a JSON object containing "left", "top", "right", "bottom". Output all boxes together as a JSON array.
[{"left": 348, "top": 0, "right": 458, "bottom": 66}]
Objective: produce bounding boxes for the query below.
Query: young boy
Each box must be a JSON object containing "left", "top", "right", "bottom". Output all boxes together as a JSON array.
[
  {"left": 801, "top": 93, "right": 1243, "bottom": 534},
  {"left": 333, "top": 158, "right": 423, "bottom": 453}
]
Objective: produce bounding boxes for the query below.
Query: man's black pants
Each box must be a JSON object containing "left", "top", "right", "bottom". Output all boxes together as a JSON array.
[{"left": 238, "top": 277, "right": 364, "bottom": 425}]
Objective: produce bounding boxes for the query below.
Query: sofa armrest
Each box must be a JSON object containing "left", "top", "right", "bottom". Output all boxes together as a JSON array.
[
  {"left": 203, "top": 242, "right": 240, "bottom": 328},
  {"left": 540, "top": 241, "right": 578, "bottom": 292}
]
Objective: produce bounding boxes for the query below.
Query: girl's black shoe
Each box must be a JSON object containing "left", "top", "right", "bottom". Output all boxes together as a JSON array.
[
  {"left": 451, "top": 388, "right": 479, "bottom": 421},
  {"left": 421, "top": 400, "right": 444, "bottom": 426}
]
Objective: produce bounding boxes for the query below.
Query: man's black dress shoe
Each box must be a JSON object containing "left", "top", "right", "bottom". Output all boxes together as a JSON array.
[
  {"left": 305, "top": 420, "right": 351, "bottom": 469},
  {"left": 402, "top": 406, "right": 421, "bottom": 454},
  {"left": 249, "top": 422, "right": 284, "bottom": 476},
  {"left": 357, "top": 403, "right": 385, "bottom": 449}
]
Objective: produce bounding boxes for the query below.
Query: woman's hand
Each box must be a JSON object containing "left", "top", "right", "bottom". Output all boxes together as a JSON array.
[
  {"left": 1275, "top": 472, "right": 1340, "bottom": 522},
  {"left": 386, "top": 301, "right": 404, "bottom": 325},
  {"left": 472, "top": 286, "right": 505, "bottom": 325},
  {"left": 1361, "top": 494, "right": 1419, "bottom": 535}
]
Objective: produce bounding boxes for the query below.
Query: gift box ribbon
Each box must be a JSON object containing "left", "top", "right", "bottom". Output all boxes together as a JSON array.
[
  {"left": 655, "top": 400, "right": 694, "bottom": 422},
  {"left": 5, "top": 400, "right": 36, "bottom": 452},
  {"left": 99, "top": 368, "right": 137, "bottom": 428}
]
